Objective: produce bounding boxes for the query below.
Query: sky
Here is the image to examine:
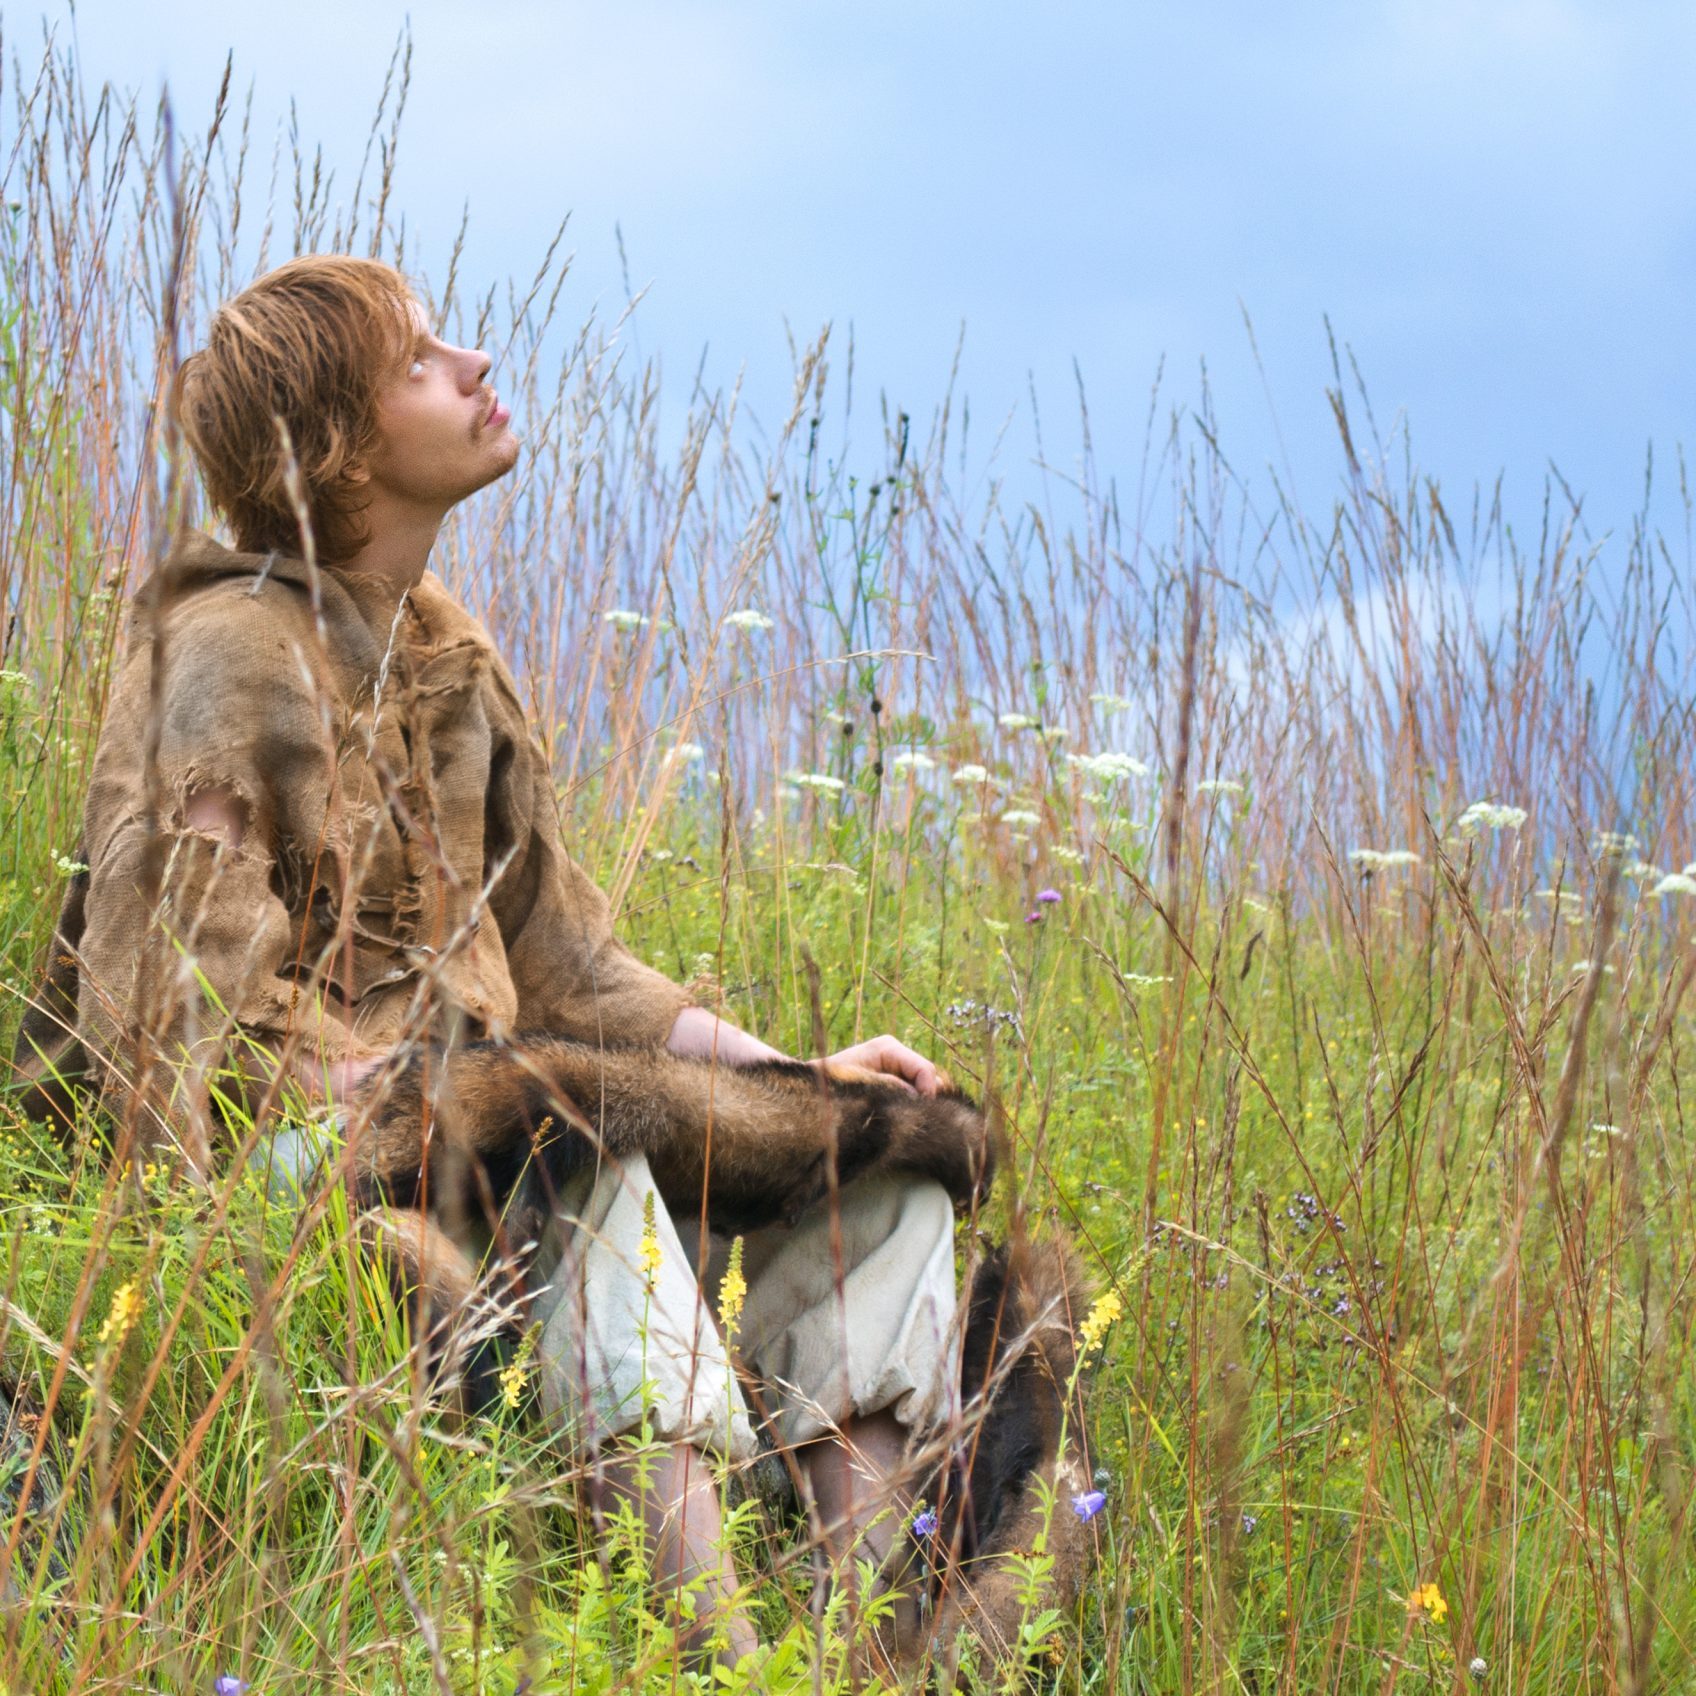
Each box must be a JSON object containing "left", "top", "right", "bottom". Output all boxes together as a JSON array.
[{"left": 23, "top": 0, "right": 1696, "bottom": 554}]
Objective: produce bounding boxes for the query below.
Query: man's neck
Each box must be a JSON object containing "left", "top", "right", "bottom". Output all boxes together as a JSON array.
[{"left": 336, "top": 498, "right": 447, "bottom": 596}]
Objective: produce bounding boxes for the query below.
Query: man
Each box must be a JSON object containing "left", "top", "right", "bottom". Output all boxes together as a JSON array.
[{"left": 12, "top": 255, "right": 958, "bottom": 1668}]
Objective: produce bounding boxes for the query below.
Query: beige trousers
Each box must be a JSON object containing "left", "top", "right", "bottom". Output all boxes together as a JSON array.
[{"left": 526, "top": 1153, "right": 961, "bottom": 1460}]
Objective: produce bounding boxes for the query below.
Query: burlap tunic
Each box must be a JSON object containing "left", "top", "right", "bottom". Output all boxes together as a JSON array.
[
  {"left": 11, "top": 530, "right": 958, "bottom": 1458},
  {"left": 13, "top": 529, "right": 690, "bottom": 1118}
]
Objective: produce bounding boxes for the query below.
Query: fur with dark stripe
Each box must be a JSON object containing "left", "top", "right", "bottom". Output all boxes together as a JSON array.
[
  {"left": 346, "top": 1036, "right": 1098, "bottom": 1659},
  {"left": 352, "top": 1036, "right": 996, "bottom": 1244},
  {"left": 921, "top": 1236, "right": 1098, "bottom": 1661}
]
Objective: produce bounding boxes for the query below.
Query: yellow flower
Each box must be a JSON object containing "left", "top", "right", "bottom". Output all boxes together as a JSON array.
[
  {"left": 718, "top": 1236, "right": 747, "bottom": 1335},
  {"left": 98, "top": 1279, "right": 144, "bottom": 1348},
  {"left": 637, "top": 1191, "right": 663, "bottom": 1284},
  {"left": 498, "top": 1358, "right": 529, "bottom": 1411},
  {"left": 498, "top": 1327, "right": 538, "bottom": 1411},
  {"left": 1078, "top": 1288, "right": 1123, "bottom": 1356},
  {"left": 1409, "top": 1581, "right": 1449, "bottom": 1624}
]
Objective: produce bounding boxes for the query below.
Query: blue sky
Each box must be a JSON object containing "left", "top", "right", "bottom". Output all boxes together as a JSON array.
[{"left": 33, "top": 0, "right": 1696, "bottom": 546}]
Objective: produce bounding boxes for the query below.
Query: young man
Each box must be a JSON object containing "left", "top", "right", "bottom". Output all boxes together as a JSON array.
[{"left": 13, "top": 255, "right": 958, "bottom": 1667}]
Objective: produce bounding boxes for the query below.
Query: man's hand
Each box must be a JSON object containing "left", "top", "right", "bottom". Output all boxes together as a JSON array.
[
  {"left": 815, "top": 1035, "right": 942, "bottom": 1097},
  {"left": 666, "top": 1007, "right": 942, "bottom": 1096}
]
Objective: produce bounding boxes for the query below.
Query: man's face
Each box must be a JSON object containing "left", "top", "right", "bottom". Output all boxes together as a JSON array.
[{"left": 361, "top": 302, "right": 519, "bottom": 511}]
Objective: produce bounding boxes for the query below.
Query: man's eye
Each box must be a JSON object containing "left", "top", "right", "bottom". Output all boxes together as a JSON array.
[{"left": 408, "top": 357, "right": 426, "bottom": 377}]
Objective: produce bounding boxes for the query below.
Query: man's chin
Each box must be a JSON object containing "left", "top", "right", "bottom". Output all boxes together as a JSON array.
[{"left": 469, "top": 437, "right": 521, "bottom": 494}]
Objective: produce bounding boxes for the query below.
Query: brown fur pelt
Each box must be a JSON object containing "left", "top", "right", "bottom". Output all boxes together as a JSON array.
[
  {"left": 350, "top": 1036, "right": 997, "bottom": 1247},
  {"left": 346, "top": 1035, "right": 1098, "bottom": 1662},
  {"left": 918, "top": 1236, "right": 1098, "bottom": 1664}
]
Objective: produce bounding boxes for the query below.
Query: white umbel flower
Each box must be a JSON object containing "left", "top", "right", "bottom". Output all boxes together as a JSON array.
[
  {"left": 1348, "top": 848, "right": 1420, "bottom": 870},
  {"left": 1456, "top": 800, "right": 1527, "bottom": 831},
  {"left": 1067, "top": 751, "right": 1149, "bottom": 782}
]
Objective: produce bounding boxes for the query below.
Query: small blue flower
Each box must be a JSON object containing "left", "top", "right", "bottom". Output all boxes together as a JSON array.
[
  {"left": 214, "top": 1678, "right": 248, "bottom": 1696},
  {"left": 1071, "top": 1489, "right": 1107, "bottom": 1523},
  {"left": 910, "top": 1507, "right": 939, "bottom": 1538}
]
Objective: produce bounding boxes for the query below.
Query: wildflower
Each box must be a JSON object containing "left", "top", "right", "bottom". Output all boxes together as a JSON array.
[
  {"left": 909, "top": 1506, "right": 938, "bottom": 1538},
  {"left": 997, "top": 712, "right": 1039, "bottom": 730},
  {"left": 1623, "top": 859, "right": 1662, "bottom": 881},
  {"left": 1348, "top": 848, "right": 1420, "bottom": 871},
  {"left": 789, "top": 771, "right": 846, "bottom": 793},
  {"left": 1569, "top": 959, "right": 1614, "bottom": 976},
  {"left": 1592, "top": 830, "right": 1640, "bottom": 856},
  {"left": 1468, "top": 1657, "right": 1488, "bottom": 1680},
  {"left": 1038, "top": 724, "right": 1069, "bottom": 743},
  {"left": 1025, "top": 911, "right": 1042, "bottom": 924},
  {"left": 983, "top": 918, "right": 1010, "bottom": 935},
  {"left": 1240, "top": 1512, "right": 1258, "bottom": 1536},
  {"left": 1651, "top": 872, "right": 1696, "bottom": 897},
  {"left": 1071, "top": 1490, "right": 1107, "bottom": 1523},
  {"left": 1078, "top": 1288, "right": 1123, "bottom": 1356},
  {"left": 664, "top": 742, "right": 705, "bottom": 766},
  {"left": 951, "top": 764, "right": 991, "bottom": 785},
  {"left": 638, "top": 1191, "right": 663, "bottom": 1284},
  {"left": 53, "top": 852, "right": 89, "bottom": 876},
  {"left": 603, "top": 609, "right": 649, "bottom": 630},
  {"left": 98, "top": 1279, "right": 144, "bottom": 1348},
  {"left": 1000, "top": 809, "right": 1041, "bottom": 828},
  {"left": 1409, "top": 1581, "right": 1449, "bottom": 1624},
  {"left": 1067, "top": 750, "right": 1149, "bottom": 782},
  {"left": 1089, "top": 691, "right": 1135, "bottom": 712},
  {"left": 718, "top": 1236, "right": 747, "bottom": 1335},
  {"left": 723, "top": 608, "right": 775, "bottom": 632},
  {"left": 1035, "top": 888, "right": 1062, "bottom": 904},
  {"left": 214, "top": 1678, "right": 248, "bottom": 1696},
  {"left": 1052, "top": 845, "right": 1085, "bottom": 863},
  {"left": 890, "top": 750, "right": 936, "bottom": 771},
  {"left": 498, "top": 1327, "right": 538, "bottom": 1411},
  {"left": 1196, "top": 778, "right": 1245, "bottom": 797},
  {"left": 1123, "top": 972, "right": 1171, "bottom": 988},
  {"left": 1456, "top": 800, "right": 1527, "bottom": 831}
]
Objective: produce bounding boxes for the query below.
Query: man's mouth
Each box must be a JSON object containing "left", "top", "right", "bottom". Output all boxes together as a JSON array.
[{"left": 484, "top": 391, "right": 509, "bottom": 429}]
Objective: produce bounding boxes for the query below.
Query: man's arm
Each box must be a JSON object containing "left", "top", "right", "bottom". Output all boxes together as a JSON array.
[{"left": 664, "top": 1004, "right": 942, "bottom": 1096}]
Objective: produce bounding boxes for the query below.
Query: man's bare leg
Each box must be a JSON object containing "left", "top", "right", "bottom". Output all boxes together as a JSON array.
[
  {"left": 802, "top": 1410, "right": 924, "bottom": 1659},
  {"left": 597, "top": 1442, "right": 759, "bottom": 1669}
]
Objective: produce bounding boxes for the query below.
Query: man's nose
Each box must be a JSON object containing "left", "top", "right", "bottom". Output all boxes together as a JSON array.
[{"left": 461, "top": 346, "right": 492, "bottom": 391}]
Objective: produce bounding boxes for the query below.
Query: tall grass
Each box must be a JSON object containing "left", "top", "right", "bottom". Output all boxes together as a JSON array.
[{"left": 2, "top": 29, "right": 1695, "bottom": 1695}]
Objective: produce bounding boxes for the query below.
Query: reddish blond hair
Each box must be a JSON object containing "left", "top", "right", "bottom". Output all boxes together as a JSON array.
[{"left": 173, "top": 255, "right": 418, "bottom": 563}]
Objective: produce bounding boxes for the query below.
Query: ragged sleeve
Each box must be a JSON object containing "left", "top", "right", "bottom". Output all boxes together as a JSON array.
[
  {"left": 489, "top": 709, "right": 692, "bottom": 1049},
  {"left": 69, "top": 585, "right": 377, "bottom": 1121}
]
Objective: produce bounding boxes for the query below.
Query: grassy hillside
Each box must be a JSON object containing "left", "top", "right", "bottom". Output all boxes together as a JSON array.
[{"left": 3, "top": 35, "right": 1696, "bottom": 1695}]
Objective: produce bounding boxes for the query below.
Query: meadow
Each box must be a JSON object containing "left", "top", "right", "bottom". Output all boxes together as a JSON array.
[{"left": 3, "top": 36, "right": 1696, "bottom": 1694}]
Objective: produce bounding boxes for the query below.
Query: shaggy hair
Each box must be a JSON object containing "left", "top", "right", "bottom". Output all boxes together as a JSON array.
[{"left": 172, "top": 255, "right": 418, "bottom": 563}]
